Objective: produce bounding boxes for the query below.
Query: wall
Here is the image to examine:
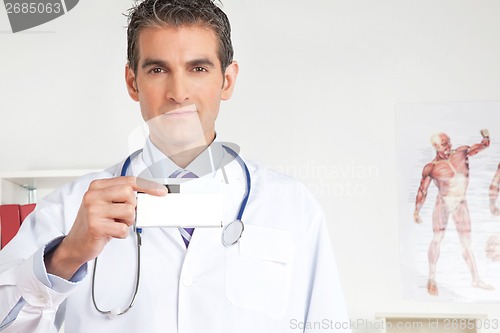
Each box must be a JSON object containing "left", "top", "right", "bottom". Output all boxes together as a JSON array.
[{"left": 2, "top": 0, "right": 500, "bottom": 329}]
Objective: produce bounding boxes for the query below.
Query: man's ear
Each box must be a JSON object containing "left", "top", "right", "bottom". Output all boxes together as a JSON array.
[
  {"left": 125, "top": 64, "right": 139, "bottom": 102},
  {"left": 221, "top": 61, "right": 239, "bottom": 101}
]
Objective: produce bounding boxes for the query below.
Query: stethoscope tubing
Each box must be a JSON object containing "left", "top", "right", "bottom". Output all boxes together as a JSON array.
[{"left": 91, "top": 145, "right": 250, "bottom": 317}]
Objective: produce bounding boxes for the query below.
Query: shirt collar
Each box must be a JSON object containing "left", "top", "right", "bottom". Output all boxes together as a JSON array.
[{"left": 142, "top": 137, "right": 226, "bottom": 178}]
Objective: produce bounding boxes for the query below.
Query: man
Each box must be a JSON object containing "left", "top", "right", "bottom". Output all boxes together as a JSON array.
[
  {"left": 414, "top": 129, "right": 493, "bottom": 296},
  {"left": 0, "top": 1, "right": 349, "bottom": 332}
]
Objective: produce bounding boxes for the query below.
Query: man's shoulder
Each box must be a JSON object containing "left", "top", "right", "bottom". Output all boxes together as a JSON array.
[{"left": 454, "top": 145, "right": 470, "bottom": 153}]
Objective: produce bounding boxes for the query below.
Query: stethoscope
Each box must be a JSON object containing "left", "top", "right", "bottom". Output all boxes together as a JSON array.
[{"left": 92, "top": 145, "right": 251, "bottom": 318}]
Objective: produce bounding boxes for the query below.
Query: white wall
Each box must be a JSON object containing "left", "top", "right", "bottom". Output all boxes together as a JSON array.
[{"left": 2, "top": 0, "right": 500, "bottom": 328}]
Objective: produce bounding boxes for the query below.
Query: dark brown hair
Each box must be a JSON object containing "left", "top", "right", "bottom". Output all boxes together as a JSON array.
[{"left": 126, "top": 0, "right": 234, "bottom": 74}]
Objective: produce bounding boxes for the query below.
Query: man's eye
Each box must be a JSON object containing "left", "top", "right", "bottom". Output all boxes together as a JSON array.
[
  {"left": 150, "top": 68, "right": 165, "bottom": 74},
  {"left": 193, "top": 67, "right": 207, "bottom": 72}
]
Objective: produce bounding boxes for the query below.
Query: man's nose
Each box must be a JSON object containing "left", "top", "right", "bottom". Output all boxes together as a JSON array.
[{"left": 166, "top": 74, "right": 189, "bottom": 104}]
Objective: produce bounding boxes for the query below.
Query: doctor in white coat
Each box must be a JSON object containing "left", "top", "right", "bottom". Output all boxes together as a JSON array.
[{"left": 0, "top": 0, "right": 350, "bottom": 332}]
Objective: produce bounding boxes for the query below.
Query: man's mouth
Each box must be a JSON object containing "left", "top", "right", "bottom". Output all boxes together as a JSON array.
[{"left": 163, "top": 104, "right": 197, "bottom": 116}]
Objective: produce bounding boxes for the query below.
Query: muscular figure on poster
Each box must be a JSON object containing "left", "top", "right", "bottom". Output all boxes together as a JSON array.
[{"left": 414, "top": 129, "right": 493, "bottom": 295}]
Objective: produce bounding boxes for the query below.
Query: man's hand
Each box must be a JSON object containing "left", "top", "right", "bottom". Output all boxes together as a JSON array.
[
  {"left": 481, "top": 129, "right": 490, "bottom": 138},
  {"left": 414, "top": 211, "right": 423, "bottom": 224},
  {"left": 44, "top": 176, "right": 167, "bottom": 280}
]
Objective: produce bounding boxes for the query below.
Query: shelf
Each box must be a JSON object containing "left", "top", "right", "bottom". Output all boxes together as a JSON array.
[
  {"left": 0, "top": 169, "right": 99, "bottom": 189},
  {"left": 0, "top": 169, "right": 102, "bottom": 204}
]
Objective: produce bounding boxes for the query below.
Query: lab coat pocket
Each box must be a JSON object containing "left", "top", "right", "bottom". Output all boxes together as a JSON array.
[{"left": 225, "top": 224, "right": 294, "bottom": 319}]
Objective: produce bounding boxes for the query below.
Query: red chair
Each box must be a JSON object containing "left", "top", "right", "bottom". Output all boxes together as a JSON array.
[{"left": 0, "top": 204, "right": 36, "bottom": 249}]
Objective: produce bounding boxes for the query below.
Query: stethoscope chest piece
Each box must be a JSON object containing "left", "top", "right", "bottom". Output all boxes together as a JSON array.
[{"left": 222, "top": 220, "right": 244, "bottom": 246}]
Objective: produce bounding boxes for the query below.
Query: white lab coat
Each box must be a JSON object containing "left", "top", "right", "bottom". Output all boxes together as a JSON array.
[{"left": 0, "top": 151, "right": 350, "bottom": 333}]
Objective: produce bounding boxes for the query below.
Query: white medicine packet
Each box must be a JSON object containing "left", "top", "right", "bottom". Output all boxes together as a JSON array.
[{"left": 135, "top": 178, "right": 223, "bottom": 228}]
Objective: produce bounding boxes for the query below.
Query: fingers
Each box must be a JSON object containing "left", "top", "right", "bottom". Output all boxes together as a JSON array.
[
  {"left": 83, "top": 178, "right": 153, "bottom": 236},
  {"left": 91, "top": 203, "right": 137, "bottom": 226},
  {"left": 85, "top": 184, "right": 136, "bottom": 206},
  {"left": 136, "top": 177, "right": 169, "bottom": 196},
  {"left": 89, "top": 176, "right": 167, "bottom": 197},
  {"left": 99, "top": 219, "right": 132, "bottom": 239},
  {"left": 71, "top": 177, "right": 167, "bottom": 255},
  {"left": 82, "top": 177, "right": 168, "bottom": 235},
  {"left": 83, "top": 178, "right": 167, "bottom": 230}
]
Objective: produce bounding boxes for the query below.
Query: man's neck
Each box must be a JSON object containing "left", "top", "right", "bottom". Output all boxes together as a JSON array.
[
  {"left": 435, "top": 151, "right": 452, "bottom": 161},
  {"left": 150, "top": 134, "right": 216, "bottom": 169},
  {"left": 168, "top": 145, "right": 210, "bottom": 169}
]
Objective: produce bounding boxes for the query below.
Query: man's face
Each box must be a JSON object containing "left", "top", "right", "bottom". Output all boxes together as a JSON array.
[
  {"left": 435, "top": 134, "right": 452, "bottom": 157},
  {"left": 126, "top": 25, "right": 238, "bottom": 153}
]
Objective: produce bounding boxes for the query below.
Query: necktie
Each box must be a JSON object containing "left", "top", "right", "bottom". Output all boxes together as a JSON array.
[{"left": 170, "top": 169, "right": 197, "bottom": 247}]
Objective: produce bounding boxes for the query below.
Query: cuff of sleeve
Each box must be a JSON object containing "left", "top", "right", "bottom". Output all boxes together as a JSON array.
[
  {"left": 16, "top": 238, "right": 88, "bottom": 308},
  {"left": 16, "top": 254, "right": 67, "bottom": 308},
  {"left": 34, "top": 237, "right": 88, "bottom": 293}
]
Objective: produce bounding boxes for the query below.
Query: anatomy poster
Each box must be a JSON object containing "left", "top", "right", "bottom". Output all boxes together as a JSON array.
[{"left": 396, "top": 101, "right": 500, "bottom": 302}]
